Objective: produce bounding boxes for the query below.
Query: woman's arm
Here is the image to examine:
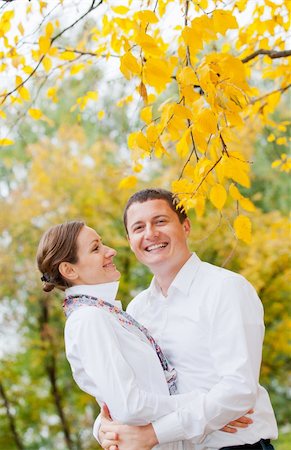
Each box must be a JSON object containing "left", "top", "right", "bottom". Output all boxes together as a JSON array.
[{"left": 65, "top": 307, "right": 200, "bottom": 425}]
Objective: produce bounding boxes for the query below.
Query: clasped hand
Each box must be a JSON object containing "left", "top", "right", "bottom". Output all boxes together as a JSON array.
[{"left": 99, "top": 404, "right": 254, "bottom": 450}]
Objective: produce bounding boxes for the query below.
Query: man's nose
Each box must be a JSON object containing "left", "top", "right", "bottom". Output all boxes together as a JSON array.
[{"left": 144, "top": 224, "right": 159, "bottom": 239}]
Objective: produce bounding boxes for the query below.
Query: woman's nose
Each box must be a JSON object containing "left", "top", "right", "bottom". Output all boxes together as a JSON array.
[{"left": 104, "top": 246, "right": 117, "bottom": 257}]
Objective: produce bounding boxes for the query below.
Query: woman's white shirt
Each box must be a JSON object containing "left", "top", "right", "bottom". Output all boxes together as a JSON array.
[{"left": 64, "top": 283, "right": 193, "bottom": 449}]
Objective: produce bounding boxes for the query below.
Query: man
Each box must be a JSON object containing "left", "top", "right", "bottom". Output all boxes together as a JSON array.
[{"left": 98, "top": 188, "right": 277, "bottom": 450}]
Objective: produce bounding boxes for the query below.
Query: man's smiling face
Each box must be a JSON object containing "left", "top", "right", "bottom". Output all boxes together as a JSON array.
[{"left": 126, "top": 199, "right": 191, "bottom": 272}]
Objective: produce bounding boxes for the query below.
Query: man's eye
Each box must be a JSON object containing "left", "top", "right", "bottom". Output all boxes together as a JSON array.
[
  {"left": 92, "top": 246, "right": 99, "bottom": 252},
  {"left": 133, "top": 226, "right": 143, "bottom": 232}
]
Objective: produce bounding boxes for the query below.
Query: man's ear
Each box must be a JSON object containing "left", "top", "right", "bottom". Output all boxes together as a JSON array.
[
  {"left": 183, "top": 218, "right": 191, "bottom": 236},
  {"left": 59, "top": 261, "right": 78, "bottom": 282},
  {"left": 126, "top": 234, "right": 133, "bottom": 251}
]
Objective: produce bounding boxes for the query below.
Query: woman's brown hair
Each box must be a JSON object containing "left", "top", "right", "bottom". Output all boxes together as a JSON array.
[{"left": 36, "top": 221, "right": 85, "bottom": 292}]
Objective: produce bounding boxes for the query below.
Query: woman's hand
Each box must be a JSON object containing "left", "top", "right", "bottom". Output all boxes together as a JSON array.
[{"left": 100, "top": 413, "right": 157, "bottom": 450}]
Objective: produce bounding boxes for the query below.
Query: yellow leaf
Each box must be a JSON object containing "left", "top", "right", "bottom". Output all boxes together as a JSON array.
[
  {"left": 276, "top": 137, "right": 287, "bottom": 145},
  {"left": 19, "top": 86, "right": 30, "bottom": 101},
  {"left": 212, "top": 10, "right": 238, "bottom": 35},
  {"left": 28, "top": 108, "right": 43, "bottom": 120},
  {"left": 182, "top": 27, "right": 203, "bottom": 53},
  {"left": 174, "top": 104, "right": 193, "bottom": 120},
  {"left": 140, "top": 106, "right": 152, "bottom": 124},
  {"left": 70, "top": 63, "right": 85, "bottom": 75},
  {"left": 196, "top": 109, "right": 217, "bottom": 134},
  {"left": 222, "top": 152, "right": 250, "bottom": 188},
  {"left": 86, "top": 91, "right": 98, "bottom": 101},
  {"left": 118, "top": 175, "right": 137, "bottom": 189},
  {"left": 45, "top": 22, "right": 54, "bottom": 37},
  {"left": 271, "top": 160, "right": 281, "bottom": 168},
  {"left": 239, "top": 197, "right": 256, "bottom": 212},
  {"left": 120, "top": 52, "right": 141, "bottom": 79},
  {"left": 97, "top": 110, "right": 105, "bottom": 120},
  {"left": 229, "top": 183, "right": 241, "bottom": 200},
  {"left": 176, "top": 129, "right": 191, "bottom": 157},
  {"left": 18, "top": 22, "right": 24, "bottom": 36},
  {"left": 234, "top": 215, "right": 252, "bottom": 244},
  {"left": 42, "top": 56, "right": 52, "bottom": 72},
  {"left": 39, "top": 35, "right": 51, "bottom": 54},
  {"left": 47, "top": 87, "right": 57, "bottom": 97},
  {"left": 134, "top": 10, "right": 158, "bottom": 24},
  {"left": 135, "top": 32, "right": 162, "bottom": 57},
  {"left": 112, "top": 6, "right": 129, "bottom": 14},
  {"left": 23, "top": 65, "right": 34, "bottom": 75},
  {"left": 0, "top": 110, "right": 7, "bottom": 119},
  {"left": 146, "top": 124, "right": 159, "bottom": 143},
  {"left": 15, "top": 75, "right": 22, "bottom": 86},
  {"left": 0, "top": 138, "right": 14, "bottom": 146},
  {"left": 60, "top": 51, "right": 76, "bottom": 61},
  {"left": 128, "top": 131, "right": 150, "bottom": 153},
  {"left": 143, "top": 58, "right": 173, "bottom": 92},
  {"left": 210, "top": 184, "right": 227, "bottom": 210},
  {"left": 133, "top": 163, "right": 143, "bottom": 173},
  {"left": 177, "top": 66, "right": 198, "bottom": 86},
  {"left": 138, "top": 82, "right": 148, "bottom": 104}
]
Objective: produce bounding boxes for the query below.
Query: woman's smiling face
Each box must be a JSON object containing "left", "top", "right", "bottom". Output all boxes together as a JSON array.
[{"left": 72, "top": 226, "right": 120, "bottom": 285}]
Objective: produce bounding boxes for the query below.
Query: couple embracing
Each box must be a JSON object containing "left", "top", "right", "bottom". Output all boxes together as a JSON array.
[{"left": 37, "top": 188, "right": 277, "bottom": 450}]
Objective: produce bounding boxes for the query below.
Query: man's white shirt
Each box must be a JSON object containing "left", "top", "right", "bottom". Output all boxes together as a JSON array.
[{"left": 127, "top": 253, "right": 278, "bottom": 449}]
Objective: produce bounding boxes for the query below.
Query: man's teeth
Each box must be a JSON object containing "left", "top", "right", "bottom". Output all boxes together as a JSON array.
[{"left": 146, "top": 243, "right": 167, "bottom": 252}]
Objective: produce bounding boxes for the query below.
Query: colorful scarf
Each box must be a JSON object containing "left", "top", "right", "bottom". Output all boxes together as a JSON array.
[{"left": 63, "top": 294, "right": 177, "bottom": 395}]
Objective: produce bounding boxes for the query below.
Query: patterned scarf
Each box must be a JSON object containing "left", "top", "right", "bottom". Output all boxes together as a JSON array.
[{"left": 63, "top": 294, "right": 177, "bottom": 395}]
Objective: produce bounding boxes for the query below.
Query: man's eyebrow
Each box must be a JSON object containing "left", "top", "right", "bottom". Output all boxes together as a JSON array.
[{"left": 130, "top": 215, "right": 169, "bottom": 228}]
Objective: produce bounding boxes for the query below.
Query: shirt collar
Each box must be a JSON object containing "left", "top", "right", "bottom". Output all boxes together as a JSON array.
[
  {"left": 149, "top": 253, "right": 201, "bottom": 297},
  {"left": 65, "top": 281, "right": 120, "bottom": 306}
]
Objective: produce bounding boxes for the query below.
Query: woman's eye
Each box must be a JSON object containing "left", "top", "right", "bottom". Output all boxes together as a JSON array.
[{"left": 92, "top": 246, "right": 99, "bottom": 252}]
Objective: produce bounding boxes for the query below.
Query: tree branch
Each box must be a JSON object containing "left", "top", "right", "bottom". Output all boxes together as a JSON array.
[
  {"left": 0, "top": 0, "right": 104, "bottom": 104},
  {"left": 242, "top": 49, "right": 291, "bottom": 64},
  {"left": 190, "top": 155, "right": 223, "bottom": 199},
  {"left": 0, "top": 381, "right": 24, "bottom": 450},
  {"left": 39, "top": 297, "right": 74, "bottom": 450},
  {"left": 250, "top": 83, "right": 291, "bottom": 105}
]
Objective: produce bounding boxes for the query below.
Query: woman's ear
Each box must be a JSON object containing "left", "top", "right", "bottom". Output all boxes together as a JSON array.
[{"left": 59, "top": 262, "right": 78, "bottom": 282}]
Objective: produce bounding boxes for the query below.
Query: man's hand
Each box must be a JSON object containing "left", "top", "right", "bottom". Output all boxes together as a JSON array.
[
  {"left": 220, "top": 409, "right": 254, "bottom": 433},
  {"left": 100, "top": 422, "right": 158, "bottom": 450}
]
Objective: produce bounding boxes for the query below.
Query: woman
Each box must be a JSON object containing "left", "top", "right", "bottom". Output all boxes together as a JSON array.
[{"left": 36, "top": 221, "right": 249, "bottom": 449}]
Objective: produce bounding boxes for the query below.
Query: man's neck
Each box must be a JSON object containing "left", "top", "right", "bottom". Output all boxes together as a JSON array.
[{"left": 153, "top": 253, "right": 192, "bottom": 296}]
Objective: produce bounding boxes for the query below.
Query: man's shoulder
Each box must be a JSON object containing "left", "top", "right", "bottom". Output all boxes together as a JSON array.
[
  {"left": 199, "top": 259, "right": 245, "bottom": 284},
  {"left": 126, "top": 287, "right": 151, "bottom": 315}
]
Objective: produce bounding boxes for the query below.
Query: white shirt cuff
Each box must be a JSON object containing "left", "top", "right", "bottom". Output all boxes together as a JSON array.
[
  {"left": 93, "top": 414, "right": 101, "bottom": 443},
  {"left": 152, "top": 412, "right": 185, "bottom": 444}
]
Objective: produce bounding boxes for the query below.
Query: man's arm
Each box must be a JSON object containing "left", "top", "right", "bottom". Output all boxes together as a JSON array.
[{"left": 152, "top": 276, "right": 263, "bottom": 444}]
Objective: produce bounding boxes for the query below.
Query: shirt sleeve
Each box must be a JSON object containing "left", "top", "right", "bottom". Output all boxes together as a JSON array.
[
  {"left": 66, "top": 307, "right": 194, "bottom": 426},
  {"left": 152, "top": 275, "right": 265, "bottom": 444}
]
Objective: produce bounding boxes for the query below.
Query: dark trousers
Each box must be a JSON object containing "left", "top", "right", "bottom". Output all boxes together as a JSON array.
[{"left": 220, "top": 439, "right": 275, "bottom": 450}]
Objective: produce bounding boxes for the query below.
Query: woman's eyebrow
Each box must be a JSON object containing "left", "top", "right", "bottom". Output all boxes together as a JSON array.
[{"left": 89, "top": 238, "right": 100, "bottom": 247}]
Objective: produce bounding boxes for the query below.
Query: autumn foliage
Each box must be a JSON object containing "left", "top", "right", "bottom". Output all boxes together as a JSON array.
[{"left": 0, "top": 0, "right": 290, "bottom": 244}]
